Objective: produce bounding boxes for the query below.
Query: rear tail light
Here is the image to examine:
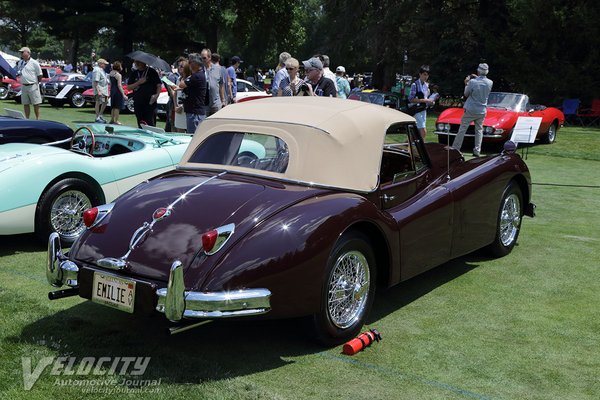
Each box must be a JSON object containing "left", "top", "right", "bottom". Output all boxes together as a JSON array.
[
  {"left": 83, "top": 203, "right": 114, "bottom": 229},
  {"left": 83, "top": 207, "right": 98, "bottom": 227},
  {"left": 201, "top": 223, "right": 235, "bottom": 255}
]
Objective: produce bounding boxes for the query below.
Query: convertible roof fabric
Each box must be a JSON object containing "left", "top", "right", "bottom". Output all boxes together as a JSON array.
[{"left": 180, "top": 96, "right": 415, "bottom": 192}]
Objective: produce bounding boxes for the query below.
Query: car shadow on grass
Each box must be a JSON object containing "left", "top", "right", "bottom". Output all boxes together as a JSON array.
[
  {"left": 12, "top": 301, "right": 321, "bottom": 383},
  {"left": 0, "top": 233, "right": 46, "bottom": 256},
  {"left": 368, "top": 249, "right": 494, "bottom": 323},
  {"left": 10, "top": 249, "right": 497, "bottom": 383}
]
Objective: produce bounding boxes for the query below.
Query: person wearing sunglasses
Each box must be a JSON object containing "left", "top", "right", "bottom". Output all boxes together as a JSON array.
[{"left": 278, "top": 58, "right": 310, "bottom": 96}]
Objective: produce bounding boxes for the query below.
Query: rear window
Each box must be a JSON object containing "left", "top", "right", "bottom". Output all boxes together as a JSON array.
[{"left": 188, "top": 132, "right": 289, "bottom": 173}]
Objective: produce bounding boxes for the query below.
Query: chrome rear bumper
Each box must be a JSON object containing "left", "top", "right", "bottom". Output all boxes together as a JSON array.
[
  {"left": 46, "top": 234, "right": 271, "bottom": 320},
  {"left": 156, "top": 261, "right": 271, "bottom": 321}
]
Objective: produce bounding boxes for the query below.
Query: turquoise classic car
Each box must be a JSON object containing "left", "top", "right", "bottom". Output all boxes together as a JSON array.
[{"left": 0, "top": 124, "right": 193, "bottom": 244}]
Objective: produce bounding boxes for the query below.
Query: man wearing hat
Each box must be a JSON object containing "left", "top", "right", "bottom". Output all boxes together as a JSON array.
[
  {"left": 452, "top": 63, "right": 494, "bottom": 157},
  {"left": 302, "top": 57, "right": 336, "bottom": 97},
  {"left": 335, "top": 66, "right": 350, "bottom": 99},
  {"left": 16, "top": 47, "right": 43, "bottom": 119},
  {"left": 92, "top": 58, "right": 109, "bottom": 123}
]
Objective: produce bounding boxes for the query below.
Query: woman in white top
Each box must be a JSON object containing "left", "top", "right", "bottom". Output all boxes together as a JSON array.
[{"left": 172, "top": 60, "right": 190, "bottom": 132}]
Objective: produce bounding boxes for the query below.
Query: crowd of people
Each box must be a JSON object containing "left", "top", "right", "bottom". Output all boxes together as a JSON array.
[{"left": 9, "top": 46, "right": 494, "bottom": 156}]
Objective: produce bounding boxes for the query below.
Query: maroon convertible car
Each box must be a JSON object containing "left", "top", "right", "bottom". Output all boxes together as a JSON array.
[{"left": 46, "top": 97, "right": 535, "bottom": 344}]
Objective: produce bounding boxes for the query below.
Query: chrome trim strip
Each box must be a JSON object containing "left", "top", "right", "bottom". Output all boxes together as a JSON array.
[
  {"left": 434, "top": 131, "right": 504, "bottom": 139},
  {"left": 95, "top": 173, "right": 227, "bottom": 268},
  {"left": 205, "top": 223, "right": 235, "bottom": 255},
  {"left": 176, "top": 165, "right": 373, "bottom": 194},
  {"left": 89, "top": 203, "right": 114, "bottom": 229},
  {"left": 41, "top": 137, "right": 71, "bottom": 146}
]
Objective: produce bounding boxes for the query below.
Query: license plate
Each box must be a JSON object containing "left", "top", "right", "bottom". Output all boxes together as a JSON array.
[{"left": 92, "top": 272, "right": 136, "bottom": 313}]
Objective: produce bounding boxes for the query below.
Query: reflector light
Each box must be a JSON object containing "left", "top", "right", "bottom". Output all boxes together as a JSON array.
[
  {"left": 153, "top": 207, "right": 170, "bottom": 221},
  {"left": 83, "top": 207, "right": 99, "bottom": 227},
  {"left": 202, "top": 230, "right": 219, "bottom": 253}
]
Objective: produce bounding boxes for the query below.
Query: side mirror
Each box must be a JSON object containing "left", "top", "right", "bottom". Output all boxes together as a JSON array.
[{"left": 502, "top": 140, "right": 517, "bottom": 154}]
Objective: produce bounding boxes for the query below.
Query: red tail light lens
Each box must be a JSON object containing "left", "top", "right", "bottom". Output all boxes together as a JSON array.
[
  {"left": 202, "top": 229, "right": 219, "bottom": 253},
  {"left": 83, "top": 207, "right": 99, "bottom": 227}
]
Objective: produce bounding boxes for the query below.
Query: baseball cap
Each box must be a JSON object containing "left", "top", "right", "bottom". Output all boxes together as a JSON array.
[
  {"left": 231, "top": 56, "right": 243, "bottom": 64},
  {"left": 302, "top": 57, "right": 323, "bottom": 70},
  {"left": 97, "top": 58, "right": 108, "bottom": 65},
  {"left": 336, "top": 66, "right": 346, "bottom": 73},
  {"left": 19, "top": 47, "right": 31, "bottom": 53}
]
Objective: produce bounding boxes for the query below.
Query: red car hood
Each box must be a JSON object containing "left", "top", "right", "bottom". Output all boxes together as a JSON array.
[
  {"left": 70, "top": 171, "right": 325, "bottom": 284},
  {"left": 437, "top": 107, "right": 519, "bottom": 128}
]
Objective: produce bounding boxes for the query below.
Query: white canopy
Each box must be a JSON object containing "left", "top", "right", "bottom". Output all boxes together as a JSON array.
[{"left": 0, "top": 51, "right": 19, "bottom": 67}]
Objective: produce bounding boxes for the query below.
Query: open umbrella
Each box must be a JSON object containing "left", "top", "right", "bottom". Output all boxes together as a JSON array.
[
  {"left": 0, "top": 53, "right": 17, "bottom": 79},
  {"left": 126, "top": 51, "right": 172, "bottom": 72}
]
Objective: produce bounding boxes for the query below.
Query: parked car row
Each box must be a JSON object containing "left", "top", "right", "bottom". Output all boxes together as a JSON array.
[{"left": 0, "top": 66, "right": 62, "bottom": 101}]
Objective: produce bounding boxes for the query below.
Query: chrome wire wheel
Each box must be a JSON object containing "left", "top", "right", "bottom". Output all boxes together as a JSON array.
[
  {"left": 0, "top": 85, "right": 8, "bottom": 100},
  {"left": 50, "top": 190, "right": 92, "bottom": 241},
  {"left": 327, "top": 250, "right": 371, "bottom": 329},
  {"left": 499, "top": 193, "right": 521, "bottom": 247},
  {"left": 71, "top": 91, "right": 85, "bottom": 107}
]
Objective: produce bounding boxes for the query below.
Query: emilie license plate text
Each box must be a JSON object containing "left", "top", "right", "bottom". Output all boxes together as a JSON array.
[{"left": 92, "top": 272, "right": 136, "bottom": 313}]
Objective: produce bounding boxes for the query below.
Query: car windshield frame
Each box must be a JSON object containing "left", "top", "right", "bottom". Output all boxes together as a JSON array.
[{"left": 487, "top": 92, "right": 529, "bottom": 112}]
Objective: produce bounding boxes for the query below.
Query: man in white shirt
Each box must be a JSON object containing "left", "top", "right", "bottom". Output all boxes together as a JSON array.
[
  {"left": 92, "top": 58, "right": 109, "bottom": 123},
  {"left": 17, "top": 47, "right": 43, "bottom": 119}
]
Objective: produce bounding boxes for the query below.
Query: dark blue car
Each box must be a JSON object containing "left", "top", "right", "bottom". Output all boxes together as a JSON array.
[{"left": 0, "top": 115, "right": 73, "bottom": 147}]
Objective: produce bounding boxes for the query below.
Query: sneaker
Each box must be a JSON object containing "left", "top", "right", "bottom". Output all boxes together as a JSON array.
[
  {"left": 472, "top": 151, "right": 481, "bottom": 157},
  {"left": 95, "top": 116, "right": 107, "bottom": 123}
]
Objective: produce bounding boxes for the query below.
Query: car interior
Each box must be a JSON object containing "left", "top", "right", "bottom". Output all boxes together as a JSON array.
[
  {"left": 70, "top": 133, "right": 145, "bottom": 157},
  {"left": 379, "top": 124, "right": 426, "bottom": 186}
]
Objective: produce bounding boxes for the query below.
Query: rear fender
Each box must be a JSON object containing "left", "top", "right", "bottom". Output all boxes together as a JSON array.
[{"left": 199, "top": 193, "right": 396, "bottom": 318}]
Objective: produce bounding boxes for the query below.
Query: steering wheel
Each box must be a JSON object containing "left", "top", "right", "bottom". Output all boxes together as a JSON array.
[
  {"left": 235, "top": 151, "right": 258, "bottom": 168},
  {"left": 70, "top": 126, "right": 96, "bottom": 156}
]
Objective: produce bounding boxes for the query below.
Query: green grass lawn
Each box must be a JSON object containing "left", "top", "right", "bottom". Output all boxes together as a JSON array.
[{"left": 1, "top": 101, "right": 600, "bottom": 399}]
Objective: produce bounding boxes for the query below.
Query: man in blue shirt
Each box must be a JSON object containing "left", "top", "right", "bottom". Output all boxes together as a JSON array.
[
  {"left": 452, "top": 63, "right": 494, "bottom": 157},
  {"left": 227, "top": 56, "right": 242, "bottom": 103}
]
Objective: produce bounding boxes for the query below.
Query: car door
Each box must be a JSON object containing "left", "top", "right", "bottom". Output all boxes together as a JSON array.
[{"left": 379, "top": 124, "right": 453, "bottom": 280}]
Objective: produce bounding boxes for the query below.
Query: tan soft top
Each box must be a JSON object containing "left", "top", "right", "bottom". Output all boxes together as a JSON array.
[{"left": 179, "top": 96, "right": 414, "bottom": 192}]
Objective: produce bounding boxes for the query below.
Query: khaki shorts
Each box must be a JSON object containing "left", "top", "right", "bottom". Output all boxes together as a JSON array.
[
  {"left": 21, "top": 84, "right": 42, "bottom": 105},
  {"left": 95, "top": 95, "right": 107, "bottom": 104}
]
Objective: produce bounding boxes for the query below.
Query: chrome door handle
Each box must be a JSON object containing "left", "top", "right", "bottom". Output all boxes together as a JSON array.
[{"left": 382, "top": 194, "right": 396, "bottom": 202}]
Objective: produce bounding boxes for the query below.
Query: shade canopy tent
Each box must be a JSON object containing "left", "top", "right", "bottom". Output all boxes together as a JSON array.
[{"left": 0, "top": 51, "right": 19, "bottom": 68}]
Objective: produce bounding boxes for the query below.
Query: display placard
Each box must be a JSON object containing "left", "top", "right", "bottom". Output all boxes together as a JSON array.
[{"left": 510, "top": 117, "right": 542, "bottom": 144}]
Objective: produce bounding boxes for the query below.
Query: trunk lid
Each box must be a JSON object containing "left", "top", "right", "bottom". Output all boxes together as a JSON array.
[{"left": 71, "top": 171, "right": 325, "bottom": 283}]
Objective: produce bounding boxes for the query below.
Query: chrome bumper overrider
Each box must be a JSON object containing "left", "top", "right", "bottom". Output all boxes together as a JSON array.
[
  {"left": 156, "top": 261, "right": 272, "bottom": 321},
  {"left": 47, "top": 232, "right": 79, "bottom": 288}
]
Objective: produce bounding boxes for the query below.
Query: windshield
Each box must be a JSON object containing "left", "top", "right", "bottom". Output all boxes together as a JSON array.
[
  {"left": 487, "top": 92, "right": 529, "bottom": 112},
  {"left": 51, "top": 74, "right": 78, "bottom": 82}
]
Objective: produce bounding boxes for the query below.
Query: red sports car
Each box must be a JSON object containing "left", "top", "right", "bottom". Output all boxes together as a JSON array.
[{"left": 435, "top": 92, "right": 565, "bottom": 145}]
